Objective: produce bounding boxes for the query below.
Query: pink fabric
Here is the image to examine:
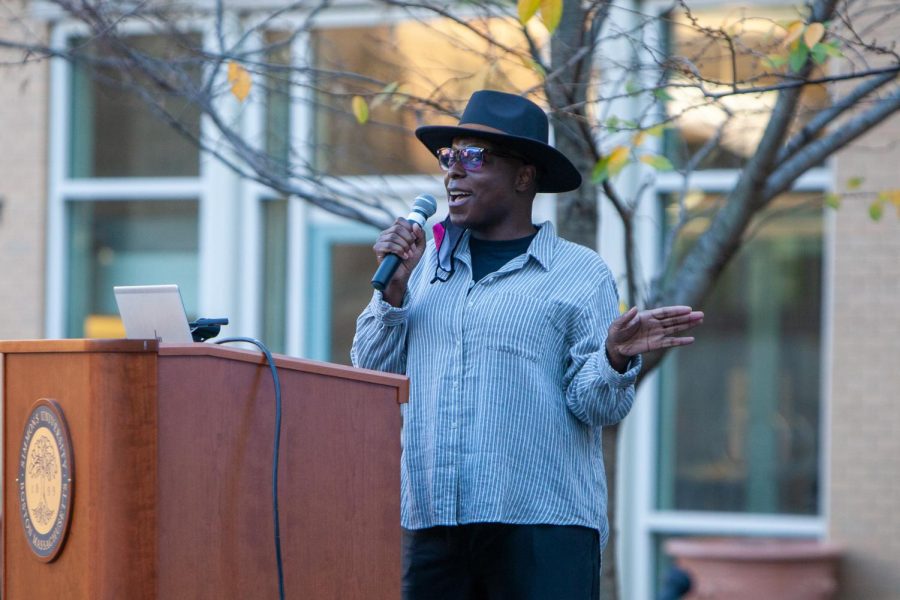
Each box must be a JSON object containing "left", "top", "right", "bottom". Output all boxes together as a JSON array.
[{"left": 433, "top": 221, "right": 446, "bottom": 251}]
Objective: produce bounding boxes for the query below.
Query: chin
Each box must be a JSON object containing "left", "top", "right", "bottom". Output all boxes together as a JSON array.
[{"left": 448, "top": 212, "right": 470, "bottom": 228}]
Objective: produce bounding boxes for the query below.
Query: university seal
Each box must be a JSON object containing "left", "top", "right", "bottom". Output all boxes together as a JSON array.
[{"left": 17, "top": 399, "right": 74, "bottom": 562}]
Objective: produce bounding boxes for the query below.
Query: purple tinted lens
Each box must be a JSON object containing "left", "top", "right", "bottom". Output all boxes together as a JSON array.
[
  {"left": 437, "top": 147, "right": 486, "bottom": 171},
  {"left": 458, "top": 147, "right": 485, "bottom": 170}
]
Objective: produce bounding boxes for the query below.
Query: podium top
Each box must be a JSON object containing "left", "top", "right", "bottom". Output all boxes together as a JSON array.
[
  {"left": 0, "top": 338, "right": 158, "bottom": 353},
  {"left": 0, "top": 338, "right": 408, "bottom": 403}
]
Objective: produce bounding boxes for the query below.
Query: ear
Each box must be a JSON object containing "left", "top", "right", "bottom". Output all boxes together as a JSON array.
[{"left": 514, "top": 164, "right": 538, "bottom": 193}]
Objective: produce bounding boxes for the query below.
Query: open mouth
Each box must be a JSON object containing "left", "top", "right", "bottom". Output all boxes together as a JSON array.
[{"left": 448, "top": 190, "right": 472, "bottom": 206}]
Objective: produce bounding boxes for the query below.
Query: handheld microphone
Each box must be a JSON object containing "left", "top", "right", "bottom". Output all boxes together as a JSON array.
[{"left": 371, "top": 194, "right": 438, "bottom": 291}]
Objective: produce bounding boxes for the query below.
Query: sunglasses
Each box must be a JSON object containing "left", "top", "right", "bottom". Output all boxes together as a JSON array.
[{"left": 436, "top": 146, "right": 525, "bottom": 171}]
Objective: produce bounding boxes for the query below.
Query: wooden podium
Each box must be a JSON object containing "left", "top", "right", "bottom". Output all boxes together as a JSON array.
[{"left": 0, "top": 339, "right": 408, "bottom": 599}]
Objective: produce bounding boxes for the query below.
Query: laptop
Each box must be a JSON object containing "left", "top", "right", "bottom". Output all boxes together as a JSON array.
[{"left": 113, "top": 284, "right": 193, "bottom": 343}]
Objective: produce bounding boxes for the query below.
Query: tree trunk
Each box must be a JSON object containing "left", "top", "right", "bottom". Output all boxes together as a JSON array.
[{"left": 548, "top": 2, "right": 620, "bottom": 596}]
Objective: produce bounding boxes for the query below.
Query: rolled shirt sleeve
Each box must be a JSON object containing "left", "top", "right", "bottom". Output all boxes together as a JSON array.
[{"left": 564, "top": 275, "right": 642, "bottom": 427}]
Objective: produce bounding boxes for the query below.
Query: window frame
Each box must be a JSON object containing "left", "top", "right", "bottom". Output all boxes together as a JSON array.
[{"left": 615, "top": 2, "right": 835, "bottom": 597}]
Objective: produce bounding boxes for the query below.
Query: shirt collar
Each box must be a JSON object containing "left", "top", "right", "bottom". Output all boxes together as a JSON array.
[
  {"left": 525, "top": 220, "right": 556, "bottom": 271},
  {"left": 460, "top": 220, "right": 556, "bottom": 272}
]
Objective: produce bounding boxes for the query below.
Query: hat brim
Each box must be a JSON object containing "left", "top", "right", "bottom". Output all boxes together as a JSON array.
[{"left": 415, "top": 125, "right": 582, "bottom": 194}]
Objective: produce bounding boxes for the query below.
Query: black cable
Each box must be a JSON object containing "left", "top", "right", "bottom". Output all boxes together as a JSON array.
[{"left": 214, "top": 336, "right": 285, "bottom": 600}]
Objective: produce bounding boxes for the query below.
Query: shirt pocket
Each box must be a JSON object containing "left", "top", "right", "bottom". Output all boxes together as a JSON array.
[{"left": 476, "top": 292, "right": 565, "bottom": 362}]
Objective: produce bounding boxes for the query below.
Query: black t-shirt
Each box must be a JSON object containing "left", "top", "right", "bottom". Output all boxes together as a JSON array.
[{"left": 469, "top": 231, "right": 538, "bottom": 282}]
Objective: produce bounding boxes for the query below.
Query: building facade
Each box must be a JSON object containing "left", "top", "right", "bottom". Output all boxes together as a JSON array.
[{"left": 1, "top": 1, "right": 899, "bottom": 598}]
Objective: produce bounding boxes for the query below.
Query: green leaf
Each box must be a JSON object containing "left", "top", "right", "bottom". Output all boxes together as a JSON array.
[
  {"left": 811, "top": 43, "right": 829, "bottom": 65},
  {"left": 640, "top": 154, "right": 675, "bottom": 171},
  {"left": 604, "top": 116, "right": 621, "bottom": 132},
  {"left": 391, "top": 92, "right": 408, "bottom": 111},
  {"left": 789, "top": 44, "right": 809, "bottom": 71},
  {"left": 869, "top": 201, "right": 883, "bottom": 221},
  {"left": 823, "top": 41, "right": 843, "bottom": 57},
  {"left": 765, "top": 54, "right": 788, "bottom": 69},
  {"left": 351, "top": 95, "right": 369, "bottom": 124},
  {"left": 824, "top": 192, "right": 841, "bottom": 209},
  {"left": 625, "top": 79, "right": 640, "bottom": 95},
  {"left": 646, "top": 123, "right": 666, "bottom": 137},
  {"left": 527, "top": 58, "right": 547, "bottom": 77},
  {"left": 846, "top": 176, "right": 864, "bottom": 190},
  {"left": 591, "top": 156, "right": 610, "bottom": 184},
  {"left": 653, "top": 88, "right": 673, "bottom": 102},
  {"left": 371, "top": 81, "right": 400, "bottom": 109}
]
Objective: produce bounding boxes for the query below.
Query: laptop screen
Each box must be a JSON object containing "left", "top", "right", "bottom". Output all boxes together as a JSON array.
[{"left": 113, "top": 284, "right": 193, "bottom": 343}]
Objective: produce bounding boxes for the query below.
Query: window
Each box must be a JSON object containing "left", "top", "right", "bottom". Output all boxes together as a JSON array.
[
  {"left": 663, "top": 7, "right": 829, "bottom": 170},
  {"left": 305, "top": 225, "right": 379, "bottom": 365},
  {"left": 619, "top": 5, "right": 831, "bottom": 596},
  {"left": 261, "top": 198, "right": 288, "bottom": 353},
  {"left": 68, "top": 34, "right": 202, "bottom": 178},
  {"left": 312, "top": 18, "right": 543, "bottom": 176},
  {"left": 657, "top": 193, "right": 823, "bottom": 515},
  {"left": 53, "top": 31, "right": 203, "bottom": 339},
  {"left": 66, "top": 200, "right": 199, "bottom": 338}
]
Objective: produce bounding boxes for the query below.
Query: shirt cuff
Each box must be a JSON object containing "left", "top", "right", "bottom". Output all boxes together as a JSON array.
[
  {"left": 368, "top": 290, "right": 409, "bottom": 326},
  {"left": 597, "top": 350, "right": 642, "bottom": 388}
]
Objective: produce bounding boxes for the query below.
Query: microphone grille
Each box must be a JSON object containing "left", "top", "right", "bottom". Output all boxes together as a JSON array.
[{"left": 412, "top": 194, "right": 438, "bottom": 218}]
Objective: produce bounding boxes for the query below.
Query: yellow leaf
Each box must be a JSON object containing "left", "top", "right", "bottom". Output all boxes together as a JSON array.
[
  {"left": 227, "top": 61, "right": 252, "bottom": 102},
  {"left": 879, "top": 189, "right": 900, "bottom": 209},
  {"left": 608, "top": 145, "right": 630, "bottom": 176},
  {"left": 539, "top": 0, "right": 563, "bottom": 34},
  {"left": 351, "top": 95, "right": 369, "bottom": 124},
  {"left": 619, "top": 300, "right": 628, "bottom": 314},
  {"left": 804, "top": 22, "right": 825, "bottom": 48},
  {"left": 646, "top": 123, "right": 666, "bottom": 137},
  {"left": 632, "top": 131, "right": 646, "bottom": 147},
  {"left": 640, "top": 154, "right": 674, "bottom": 171},
  {"left": 518, "top": 0, "right": 540, "bottom": 24},
  {"left": 782, "top": 21, "right": 804, "bottom": 48}
]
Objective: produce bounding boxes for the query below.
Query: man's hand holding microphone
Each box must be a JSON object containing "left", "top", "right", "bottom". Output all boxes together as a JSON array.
[{"left": 371, "top": 194, "right": 437, "bottom": 307}]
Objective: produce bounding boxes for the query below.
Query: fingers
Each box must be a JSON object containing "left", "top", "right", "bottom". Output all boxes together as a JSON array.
[
  {"left": 373, "top": 218, "right": 421, "bottom": 262},
  {"left": 661, "top": 336, "right": 695, "bottom": 348},
  {"left": 649, "top": 305, "right": 696, "bottom": 319},
  {"left": 659, "top": 313, "right": 704, "bottom": 333},
  {"left": 611, "top": 306, "right": 638, "bottom": 329}
]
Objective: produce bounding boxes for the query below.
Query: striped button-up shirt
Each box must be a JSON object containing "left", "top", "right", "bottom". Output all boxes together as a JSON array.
[{"left": 351, "top": 221, "right": 640, "bottom": 549}]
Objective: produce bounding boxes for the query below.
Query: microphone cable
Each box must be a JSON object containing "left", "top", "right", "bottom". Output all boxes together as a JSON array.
[{"left": 213, "top": 337, "right": 285, "bottom": 600}]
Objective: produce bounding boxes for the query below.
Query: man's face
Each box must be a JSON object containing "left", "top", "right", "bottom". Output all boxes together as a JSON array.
[{"left": 443, "top": 136, "right": 530, "bottom": 240}]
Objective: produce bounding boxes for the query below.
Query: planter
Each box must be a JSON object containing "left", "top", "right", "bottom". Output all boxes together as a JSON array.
[{"left": 665, "top": 537, "right": 842, "bottom": 600}]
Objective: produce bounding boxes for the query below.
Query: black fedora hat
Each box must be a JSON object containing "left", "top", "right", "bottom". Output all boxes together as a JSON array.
[{"left": 415, "top": 90, "right": 582, "bottom": 193}]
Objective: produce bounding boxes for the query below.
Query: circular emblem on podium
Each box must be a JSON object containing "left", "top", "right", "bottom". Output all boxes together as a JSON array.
[{"left": 17, "top": 399, "right": 74, "bottom": 562}]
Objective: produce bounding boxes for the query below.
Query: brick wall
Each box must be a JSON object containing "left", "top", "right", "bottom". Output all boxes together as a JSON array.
[
  {"left": 0, "top": 5, "right": 47, "bottom": 339},
  {"left": 829, "top": 94, "right": 900, "bottom": 600}
]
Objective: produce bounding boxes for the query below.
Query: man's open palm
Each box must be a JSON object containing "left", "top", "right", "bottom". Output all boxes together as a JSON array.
[{"left": 606, "top": 305, "right": 704, "bottom": 367}]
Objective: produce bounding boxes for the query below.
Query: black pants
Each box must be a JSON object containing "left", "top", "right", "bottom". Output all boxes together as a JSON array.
[{"left": 402, "top": 523, "right": 601, "bottom": 600}]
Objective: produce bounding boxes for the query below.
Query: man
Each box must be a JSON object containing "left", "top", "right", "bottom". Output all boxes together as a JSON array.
[{"left": 352, "top": 90, "right": 703, "bottom": 599}]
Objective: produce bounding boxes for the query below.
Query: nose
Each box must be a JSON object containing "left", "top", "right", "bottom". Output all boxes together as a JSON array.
[{"left": 447, "top": 157, "right": 466, "bottom": 179}]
